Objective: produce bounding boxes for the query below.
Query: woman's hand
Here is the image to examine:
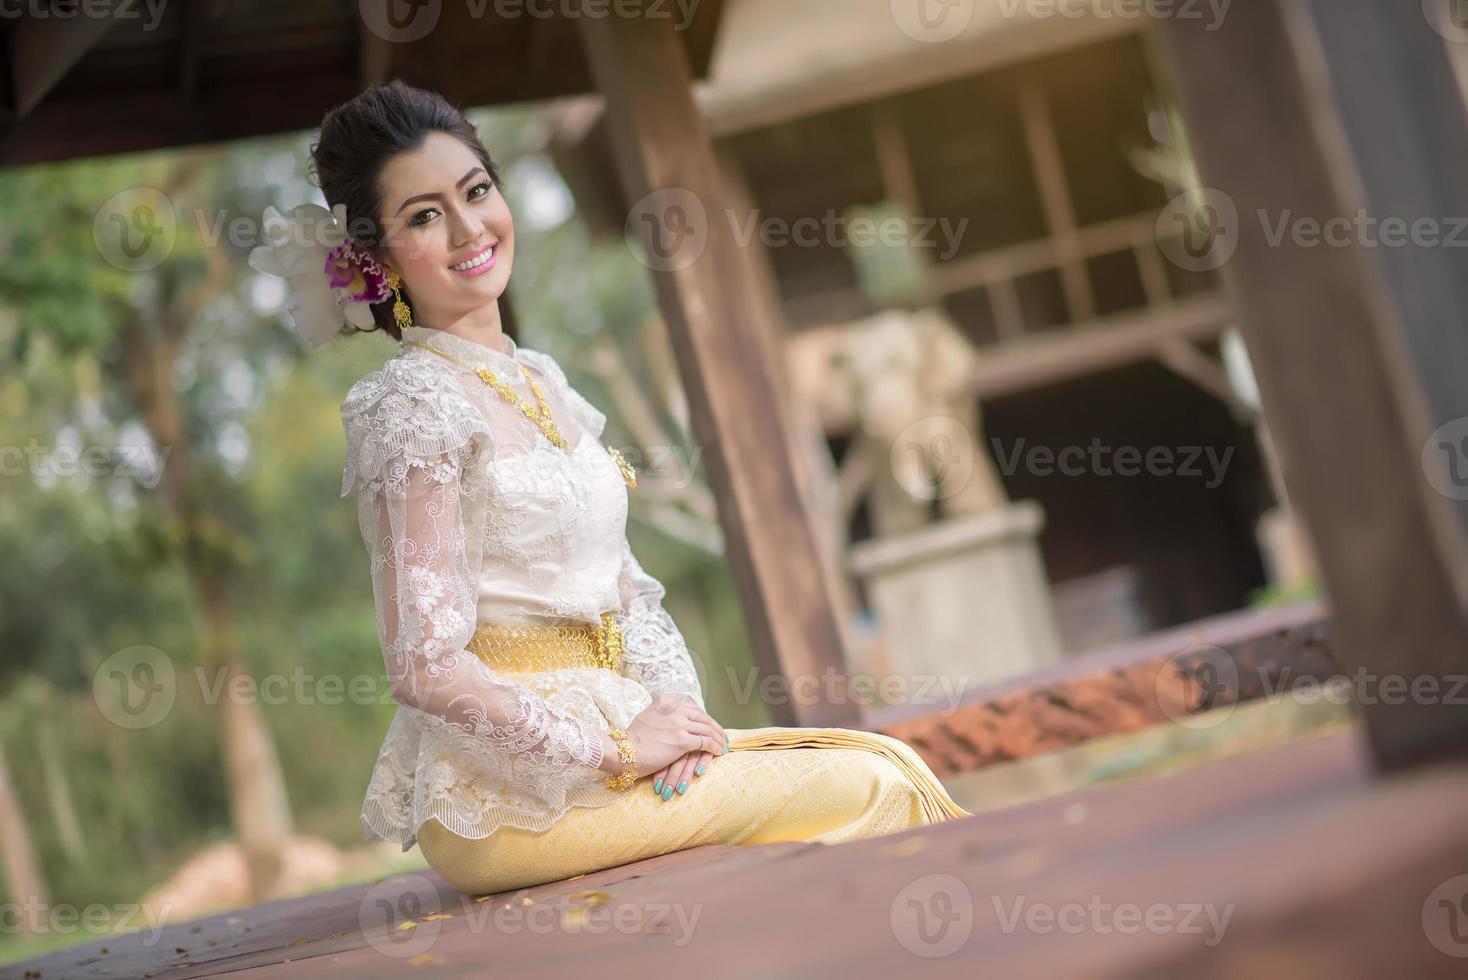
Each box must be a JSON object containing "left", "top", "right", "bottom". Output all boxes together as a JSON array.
[
  {"left": 653, "top": 743, "right": 717, "bottom": 802},
  {"left": 623, "top": 693, "right": 728, "bottom": 798}
]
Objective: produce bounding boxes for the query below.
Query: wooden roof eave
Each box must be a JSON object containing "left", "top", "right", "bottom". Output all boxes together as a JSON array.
[{"left": 0, "top": 0, "right": 726, "bottom": 168}]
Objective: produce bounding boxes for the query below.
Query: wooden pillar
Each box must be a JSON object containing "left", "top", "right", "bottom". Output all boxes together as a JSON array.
[
  {"left": 1155, "top": 0, "right": 1468, "bottom": 770},
  {"left": 576, "top": 8, "right": 860, "bottom": 726},
  {"left": 713, "top": 144, "right": 866, "bottom": 676},
  {"left": 1018, "top": 86, "right": 1096, "bottom": 323}
]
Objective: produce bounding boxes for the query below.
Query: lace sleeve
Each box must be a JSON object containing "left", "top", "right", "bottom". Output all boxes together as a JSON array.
[
  {"left": 614, "top": 538, "right": 707, "bottom": 712},
  {"left": 342, "top": 362, "right": 607, "bottom": 777}
]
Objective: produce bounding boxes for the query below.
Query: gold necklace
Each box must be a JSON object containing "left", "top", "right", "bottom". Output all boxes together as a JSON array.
[{"left": 405, "top": 339, "right": 637, "bottom": 488}]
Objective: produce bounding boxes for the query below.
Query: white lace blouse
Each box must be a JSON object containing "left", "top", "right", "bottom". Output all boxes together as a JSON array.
[{"left": 342, "top": 324, "right": 706, "bottom": 852}]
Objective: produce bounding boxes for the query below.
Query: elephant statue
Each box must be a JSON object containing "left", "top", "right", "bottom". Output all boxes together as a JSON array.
[{"left": 788, "top": 307, "right": 1009, "bottom": 538}]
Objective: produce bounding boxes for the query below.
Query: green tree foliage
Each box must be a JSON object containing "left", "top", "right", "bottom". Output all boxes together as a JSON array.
[{"left": 0, "top": 108, "right": 758, "bottom": 962}]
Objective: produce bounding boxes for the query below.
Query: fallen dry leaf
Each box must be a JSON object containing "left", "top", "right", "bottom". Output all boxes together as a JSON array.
[{"left": 567, "top": 890, "right": 613, "bottom": 906}]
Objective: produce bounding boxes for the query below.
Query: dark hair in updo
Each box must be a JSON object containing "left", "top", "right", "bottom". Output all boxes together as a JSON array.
[{"left": 309, "top": 80, "right": 503, "bottom": 342}]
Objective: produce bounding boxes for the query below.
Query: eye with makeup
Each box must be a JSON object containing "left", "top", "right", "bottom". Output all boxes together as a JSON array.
[{"left": 407, "top": 180, "right": 494, "bottom": 228}]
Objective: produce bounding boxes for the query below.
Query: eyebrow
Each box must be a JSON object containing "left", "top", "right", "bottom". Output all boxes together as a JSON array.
[{"left": 395, "top": 167, "right": 488, "bottom": 215}]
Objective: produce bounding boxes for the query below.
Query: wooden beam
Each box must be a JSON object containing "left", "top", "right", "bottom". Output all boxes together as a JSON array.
[
  {"left": 177, "top": 0, "right": 206, "bottom": 107},
  {"left": 1156, "top": 338, "right": 1256, "bottom": 418},
  {"left": 356, "top": 14, "right": 394, "bottom": 88},
  {"left": 1018, "top": 86, "right": 1096, "bottom": 322},
  {"left": 0, "top": 73, "right": 363, "bottom": 167},
  {"left": 701, "top": 13, "right": 1143, "bottom": 138},
  {"left": 1155, "top": 0, "right": 1468, "bottom": 770},
  {"left": 989, "top": 276, "right": 1027, "bottom": 341},
  {"left": 1131, "top": 218, "right": 1173, "bottom": 306},
  {"left": 576, "top": 6, "right": 858, "bottom": 726},
  {"left": 968, "top": 293, "right": 1232, "bottom": 402},
  {"left": 0, "top": 3, "right": 728, "bottom": 168},
  {"left": 7, "top": 10, "right": 118, "bottom": 117},
  {"left": 1303, "top": 3, "right": 1468, "bottom": 587},
  {"left": 923, "top": 211, "right": 1174, "bottom": 300}
]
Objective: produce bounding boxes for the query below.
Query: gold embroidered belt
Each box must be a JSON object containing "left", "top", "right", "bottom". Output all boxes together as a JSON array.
[{"left": 467, "top": 610, "right": 625, "bottom": 673}]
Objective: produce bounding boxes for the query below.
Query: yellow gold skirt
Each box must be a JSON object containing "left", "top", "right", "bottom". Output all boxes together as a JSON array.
[{"left": 417, "top": 725, "right": 973, "bottom": 896}]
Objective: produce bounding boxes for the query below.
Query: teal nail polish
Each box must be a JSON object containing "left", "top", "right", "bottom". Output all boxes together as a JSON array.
[
  {"left": 695, "top": 764, "right": 706, "bottom": 775},
  {"left": 654, "top": 778, "right": 664, "bottom": 794},
  {"left": 661, "top": 785, "right": 674, "bottom": 801},
  {"left": 676, "top": 780, "right": 688, "bottom": 794}
]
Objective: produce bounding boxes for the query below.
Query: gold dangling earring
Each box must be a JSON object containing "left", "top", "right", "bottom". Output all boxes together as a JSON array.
[{"left": 385, "top": 269, "right": 414, "bottom": 331}]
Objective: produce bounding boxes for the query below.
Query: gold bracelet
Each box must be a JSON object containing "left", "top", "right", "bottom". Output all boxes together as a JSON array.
[{"left": 603, "top": 729, "right": 637, "bottom": 790}]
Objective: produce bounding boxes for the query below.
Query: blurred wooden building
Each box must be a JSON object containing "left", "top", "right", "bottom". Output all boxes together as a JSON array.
[
  {"left": 5, "top": 2, "right": 1468, "bottom": 976},
  {"left": 547, "top": 0, "right": 1280, "bottom": 654}
]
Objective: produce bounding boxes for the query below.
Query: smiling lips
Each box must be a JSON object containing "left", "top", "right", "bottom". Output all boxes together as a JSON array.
[{"left": 450, "top": 242, "right": 497, "bottom": 276}]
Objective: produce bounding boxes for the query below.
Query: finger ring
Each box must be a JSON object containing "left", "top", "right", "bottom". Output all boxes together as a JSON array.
[{"left": 699, "top": 734, "right": 706, "bottom": 753}]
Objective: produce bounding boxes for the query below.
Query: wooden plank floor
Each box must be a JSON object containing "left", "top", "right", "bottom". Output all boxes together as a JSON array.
[{"left": 12, "top": 722, "right": 1467, "bottom": 979}]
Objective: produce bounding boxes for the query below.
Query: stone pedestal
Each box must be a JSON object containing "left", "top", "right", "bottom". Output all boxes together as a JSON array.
[{"left": 848, "top": 501, "right": 1064, "bottom": 691}]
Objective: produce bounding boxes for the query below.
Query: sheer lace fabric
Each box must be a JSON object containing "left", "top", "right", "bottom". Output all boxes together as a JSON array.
[{"left": 343, "top": 326, "right": 706, "bottom": 851}]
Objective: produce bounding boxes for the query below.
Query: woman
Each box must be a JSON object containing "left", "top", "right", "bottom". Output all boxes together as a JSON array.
[{"left": 250, "top": 81, "right": 971, "bottom": 897}]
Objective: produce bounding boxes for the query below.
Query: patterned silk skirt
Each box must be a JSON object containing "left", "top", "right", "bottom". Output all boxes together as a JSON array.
[{"left": 417, "top": 725, "right": 973, "bottom": 895}]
